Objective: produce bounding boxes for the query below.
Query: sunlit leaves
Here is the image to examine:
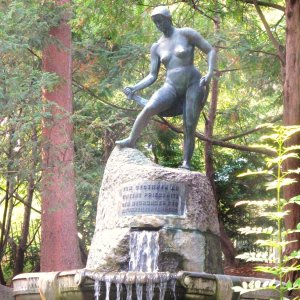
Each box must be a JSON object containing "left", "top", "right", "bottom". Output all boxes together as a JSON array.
[
  {"left": 283, "top": 250, "right": 300, "bottom": 262},
  {"left": 236, "top": 251, "right": 275, "bottom": 263},
  {"left": 236, "top": 126, "right": 300, "bottom": 298},
  {"left": 289, "top": 195, "right": 300, "bottom": 205},
  {"left": 266, "top": 178, "right": 298, "bottom": 190},
  {"left": 255, "top": 239, "right": 291, "bottom": 248},
  {"left": 232, "top": 279, "right": 278, "bottom": 295},
  {"left": 266, "top": 153, "right": 299, "bottom": 168},
  {"left": 235, "top": 199, "right": 277, "bottom": 207},
  {"left": 238, "top": 169, "right": 273, "bottom": 177},
  {"left": 238, "top": 226, "right": 274, "bottom": 235}
]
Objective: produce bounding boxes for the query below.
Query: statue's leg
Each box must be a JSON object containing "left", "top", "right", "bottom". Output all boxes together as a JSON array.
[
  {"left": 181, "top": 82, "right": 205, "bottom": 170},
  {"left": 116, "top": 84, "right": 177, "bottom": 148}
]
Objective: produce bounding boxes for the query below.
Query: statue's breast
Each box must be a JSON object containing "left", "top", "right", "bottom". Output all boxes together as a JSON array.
[
  {"left": 158, "top": 34, "right": 193, "bottom": 66},
  {"left": 160, "top": 51, "right": 172, "bottom": 65},
  {"left": 174, "top": 44, "right": 193, "bottom": 59}
]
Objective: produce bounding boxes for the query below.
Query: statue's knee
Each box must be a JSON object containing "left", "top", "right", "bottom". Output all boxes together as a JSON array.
[{"left": 144, "top": 106, "right": 156, "bottom": 116}]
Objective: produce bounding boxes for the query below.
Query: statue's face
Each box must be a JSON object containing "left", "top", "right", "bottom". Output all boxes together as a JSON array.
[{"left": 152, "top": 15, "right": 172, "bottom": 33}]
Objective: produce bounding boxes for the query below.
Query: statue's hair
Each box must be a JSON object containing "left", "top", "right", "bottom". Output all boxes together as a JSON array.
[{"left": 151, "top": 6, "right": 171, "bottom": 18}]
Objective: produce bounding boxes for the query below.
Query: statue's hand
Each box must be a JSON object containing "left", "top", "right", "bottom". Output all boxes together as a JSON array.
[
  {"left": 199, "top": 74, "right": 212, "bottom": 88},
  {"left": 123, "top": 86, "right": 136, "bottom": 100}
]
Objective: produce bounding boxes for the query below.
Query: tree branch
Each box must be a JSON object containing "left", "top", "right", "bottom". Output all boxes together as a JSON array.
[
  {"left": 26, "top": 223, "right": 41, "bottom": 250},
  {"left": 240, "top": 0, "right": 285, "bottom": 12},
  {"left": 157, "top": 117, "right": 276, "bottom": 157},
  {"left": 219, "top": 68, "right": 240, "bottom": 74},
  {"left": 249, "top": 49, "right": 278, "bottom": 57},
  {"left": 220, "top": 126, "right": 263, "bottom": 142},
  {"left": 220, "top": 115, "right": 282, "bottom": 141},
  {"left": 183, "top": 0, "right": 218, "bottom": 23},
  {"left": 27, "top": 48, "right": 41, "bottom": 60},
  {"left": 0, "top": 186, "right": 41, "bottom": 214},
  {"left": 72, "top": 79, "right": 139, "bottom": 112},
  {"left": 252, "top": 0, "right": 285, "bottom": 64}
]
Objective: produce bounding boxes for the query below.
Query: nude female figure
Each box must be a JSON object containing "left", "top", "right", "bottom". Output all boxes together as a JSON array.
[{"left": 116, "top": 6, "right": 216, "bottom": 170}]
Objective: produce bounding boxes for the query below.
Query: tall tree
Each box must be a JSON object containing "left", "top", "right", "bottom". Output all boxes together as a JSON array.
[
  {"left": 203, "top": 4, "right": 237, "bottom": 265},
  {"left": 283, "top": 0, "right": 300, "bottom": 270},
  {"left": 41, "top": 0, "right": 82, "bottom": 271},
  {"left": 251, "top": 0, "right": 300, "bottom": 259}
]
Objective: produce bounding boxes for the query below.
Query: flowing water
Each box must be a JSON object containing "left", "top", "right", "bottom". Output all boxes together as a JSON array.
[
  {"left": 129, "top": 231, "right": 159, "bottom": 272},
  {"left": 116, "top": 283, "right": 122, "bottom": 300},
  {"left": 94, "top": 280, "right": 101, "bottom": 300},
  {"left": 105, "top": 282, "right": 111, "bottom": 300},
  {"left": 90, "top": 230, "right": 177, "bottom": 299}
]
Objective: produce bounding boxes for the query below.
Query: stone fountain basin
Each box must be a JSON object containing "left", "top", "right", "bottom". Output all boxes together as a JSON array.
[{"left": 13, "top": 269, "right": 282, "bottom": 299}]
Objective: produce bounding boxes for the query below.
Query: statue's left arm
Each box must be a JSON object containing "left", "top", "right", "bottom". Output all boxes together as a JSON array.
[{"left": 183, "top": 28, "right": 216, "bottom": 87}]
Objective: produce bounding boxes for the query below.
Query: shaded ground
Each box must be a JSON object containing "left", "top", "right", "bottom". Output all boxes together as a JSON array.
[
  {"left": 224, "top": 262, "right": 275, "bottom": 279},
  {"left": 0, "top": 284, "right": 13, "bottom": 300}
]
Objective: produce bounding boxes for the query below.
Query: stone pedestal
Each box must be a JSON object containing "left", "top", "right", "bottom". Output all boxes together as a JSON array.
[{"left": 87, "top": 147, "right": 223, "bottom": 273}]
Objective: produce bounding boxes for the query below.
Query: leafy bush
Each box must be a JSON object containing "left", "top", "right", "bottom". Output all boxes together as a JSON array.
[{"left": 233, "top": 125, "right": 300, "bottom": 299}]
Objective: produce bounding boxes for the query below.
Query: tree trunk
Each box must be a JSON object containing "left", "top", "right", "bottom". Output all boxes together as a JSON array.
[
  {"left": 0, "top": 129, "right": 15, "bottom": 264},
  {"left": 0, "top": 181, "right": 10, "bottom": 261},
  {"left": 41, "top": 0, "right": 82, "bottom": 271},
  {"left": 13, "top": 128, "right": 38, "bottom": 276},
  {"left": 205, "top": 73, "right": 237, "bottom": 266},
  {"left": 283, "top": 0, "right": 300, "bottom": 281},
  {"left": 219, "top": 218, "right": 237, "bottom": 266},
  {"left": 0, "top": 265, "right": 5, "bottom": 286},
  {"left": 205, "top": 72, "right": 219, "bottom": 189},
  {"left": 204, "top": 12, "right": 237, "bottom": 266}
]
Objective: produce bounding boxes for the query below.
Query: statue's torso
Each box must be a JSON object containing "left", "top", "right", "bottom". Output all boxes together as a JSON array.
[
  {"left": 155, "top": 29, "right": 200, "bottom": 93},
  {"left": 156, "top": 29, "right": 195, "bottom": 69}
]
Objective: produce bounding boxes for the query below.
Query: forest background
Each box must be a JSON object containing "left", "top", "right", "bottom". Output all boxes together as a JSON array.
[{"left": 0, "top": 0, "right": 299, "bottom": 286}]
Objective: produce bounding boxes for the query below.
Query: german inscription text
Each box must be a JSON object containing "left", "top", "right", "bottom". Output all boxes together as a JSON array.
[{"left": 120, "top": 181, "right": 185, "bottom": 216}]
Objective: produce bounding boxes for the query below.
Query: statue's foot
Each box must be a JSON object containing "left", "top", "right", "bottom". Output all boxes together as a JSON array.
[
  {"left": 179, "top": 161, "right": 191, "bottom": 170},
  {"left": 115, "top": 137, "right": 135, "bottom": 148}
]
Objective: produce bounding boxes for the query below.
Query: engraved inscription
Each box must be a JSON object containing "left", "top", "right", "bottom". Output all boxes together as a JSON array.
[{"left": 120, "top": 181, "right": 185, "bottom": 216}]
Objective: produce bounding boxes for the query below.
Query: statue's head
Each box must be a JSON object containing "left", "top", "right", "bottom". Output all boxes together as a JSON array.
[{"left": 151, "top": 6, "right": 173, "bottom": 33}]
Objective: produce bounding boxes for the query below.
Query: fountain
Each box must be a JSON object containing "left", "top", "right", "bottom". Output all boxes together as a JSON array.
[
  {"left": 9, "top": 4, "right": 286, "bottom": 298},
  {"left": 12, "top": 147, "right": 282, "bottom": 299}
]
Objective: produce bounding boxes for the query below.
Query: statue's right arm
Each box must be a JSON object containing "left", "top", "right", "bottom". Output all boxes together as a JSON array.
[{"left": 124, "top": 43, "right": 160, "bottom": 96}]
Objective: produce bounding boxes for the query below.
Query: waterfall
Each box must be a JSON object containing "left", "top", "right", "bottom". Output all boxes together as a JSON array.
[
  {"left": 129, "top": 231, "right": 159, "bottom": 272},
  {"left": 91, "top": 230, "right": 177, "bottom": 299}
]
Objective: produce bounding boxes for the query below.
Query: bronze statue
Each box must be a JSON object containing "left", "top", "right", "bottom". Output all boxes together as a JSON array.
[{"left": 116, "top": 6, "right": 216, "bottom": 170}]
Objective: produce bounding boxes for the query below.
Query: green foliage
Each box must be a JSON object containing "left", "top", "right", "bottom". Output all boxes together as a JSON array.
[
  {"left": 233, "top": 125, "right": 300, "bottom": 299},
  {"left": 214, "top": 152, "right": 272, "bottom": 253},
  {"left": 0, "top": 0, "right": 66, "bottom": 51}
]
